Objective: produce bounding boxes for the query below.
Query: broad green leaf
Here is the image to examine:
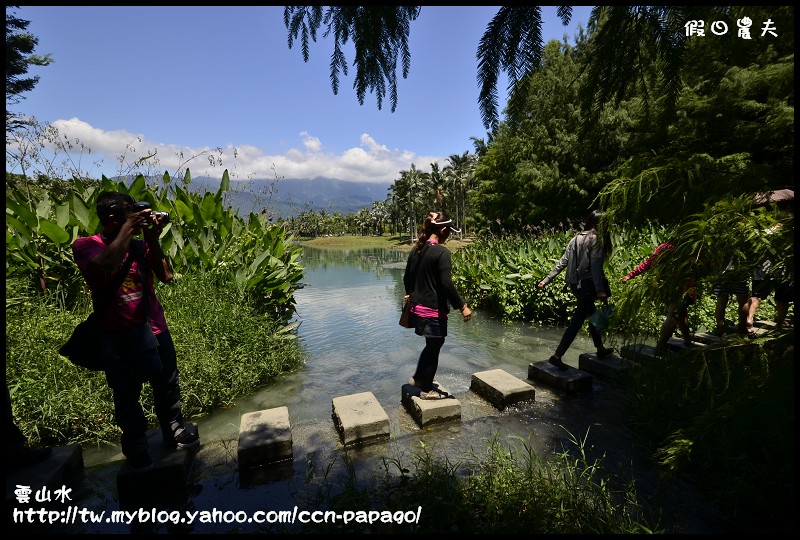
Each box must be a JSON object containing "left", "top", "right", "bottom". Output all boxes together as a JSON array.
[
  {"left": 39, "top": 218, "right": 71, "bottom": 244},
  {"left": 55, "top": 202, "right": 70, "bottom": 228}
]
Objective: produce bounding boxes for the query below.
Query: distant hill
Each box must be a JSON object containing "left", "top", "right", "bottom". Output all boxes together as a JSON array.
[{"left": 187, "top": 176, "right": 392, "bottom": 218}]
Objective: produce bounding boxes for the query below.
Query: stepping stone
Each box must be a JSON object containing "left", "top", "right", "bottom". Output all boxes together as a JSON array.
[
  {"left": 5, "top": 444, "right": 84, "bottom": 506},
  {"left": 238, "top": 406, "right": 293, "bottom": 472},
  {"left": 692, "top": 332, "right": 723, "bottom": 345},
  {"left": 401, "top": 382, "right": 461, "bottom": 427},
  {"left": 578, "top": 352, "right": 630, "bottom": 378},
  {"left": 470, "top": 369, "right": 535, "bottom": 410},
  {"left": 527, "top": 360, "right": 592, "bottom": 392},
  {"left": 331, "top": 391, "right": 390, "bottom": 446},
  {"left": 665, "top": 337, "right": 707, "bottom": 352},
  {"left": 752, "top": 320, "right": 777, "bottom": 329},
  {"left": 117, "top": 424, "right": 199, "bottom": 511},
  {"left": 620, "top": 343, "right": 660, "bottom": 361}
]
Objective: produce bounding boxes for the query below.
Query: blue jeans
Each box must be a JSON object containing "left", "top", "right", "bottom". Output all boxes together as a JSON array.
[{"left": 555, "top": 279, "right": 605, "bottom": 357}]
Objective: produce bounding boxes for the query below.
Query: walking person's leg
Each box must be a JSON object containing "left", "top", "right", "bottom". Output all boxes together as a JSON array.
[
  {"left": 549, "top": 284, "right": 594, "bottom": 369},
  {"left": 413, "top": 337, "right": 444, "bottom": 392}
]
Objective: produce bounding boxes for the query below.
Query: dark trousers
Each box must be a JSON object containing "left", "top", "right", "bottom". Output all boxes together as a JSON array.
[
  {"left": 413, "top": 337, "right": 445, "bottom": 392},
  {"left": 108, "top": 330, "right": 184, "bottom": 458},
  {"left": 555, "top": 280, "right": 604, "bottom": 358}
]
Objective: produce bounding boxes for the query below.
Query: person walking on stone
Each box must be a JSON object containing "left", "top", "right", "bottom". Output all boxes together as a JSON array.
[
  {"left": 620, "top": 241, "right": 697, "bottom": 355},
  {"left": 404, "top": 211, "right": 471, "bottom": 399},
  {"left": 537, "top": 210, "right": 614, "bottom": 370}
]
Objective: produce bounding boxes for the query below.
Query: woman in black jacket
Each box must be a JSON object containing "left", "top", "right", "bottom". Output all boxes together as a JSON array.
[{"left": 403, "top": 211, "right": 472, "bottom": 399}]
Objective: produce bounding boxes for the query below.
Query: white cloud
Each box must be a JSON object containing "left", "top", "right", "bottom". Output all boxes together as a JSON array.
[{"left": 9, "top": 118, "right": 445, "bottom": 184}]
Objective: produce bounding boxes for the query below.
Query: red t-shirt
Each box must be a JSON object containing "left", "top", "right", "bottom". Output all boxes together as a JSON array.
[{"left": 72, "top": 234, "right": 168, "bottom": 334}]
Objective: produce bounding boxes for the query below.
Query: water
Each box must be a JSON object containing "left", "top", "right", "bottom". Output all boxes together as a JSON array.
[{"left": 72, "top": 246, "right": 721, "bottom": 533}]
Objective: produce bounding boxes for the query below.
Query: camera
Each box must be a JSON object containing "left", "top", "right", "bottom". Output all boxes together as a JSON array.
[{"left": 131, "top": 201, "right": 170, "bottom": 224}]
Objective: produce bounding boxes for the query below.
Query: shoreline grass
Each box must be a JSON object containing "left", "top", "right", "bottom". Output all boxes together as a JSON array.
[{"left": 296, "top": 233, "right": 473, "bottom": 251}]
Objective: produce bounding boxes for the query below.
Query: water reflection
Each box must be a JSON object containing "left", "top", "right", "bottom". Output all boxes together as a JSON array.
[
  {"left": 73, "top": 246, "right": 713, "bottom": 534},
  {"left": 82, "top": 246, "right": 613, "bottom": 467}
]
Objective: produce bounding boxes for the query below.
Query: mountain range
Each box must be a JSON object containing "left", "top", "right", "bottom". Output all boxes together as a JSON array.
[{"left": 187, "top": 176, "right": 393, "bottom": 219}]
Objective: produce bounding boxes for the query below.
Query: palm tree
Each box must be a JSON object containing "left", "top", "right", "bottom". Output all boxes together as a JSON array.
[{"left": 444, "top": 152, "right": 477, "bottom": 237}]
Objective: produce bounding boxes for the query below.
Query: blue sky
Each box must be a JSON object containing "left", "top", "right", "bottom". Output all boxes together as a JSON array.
[{"left": 9, "top": 6, "right": 593, "bottom": 184}]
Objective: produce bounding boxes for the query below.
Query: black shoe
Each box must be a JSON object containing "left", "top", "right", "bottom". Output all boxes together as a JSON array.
[
  {"left": 548, "top": 355, "right": 569, "bottom": 371},
  {"left": 164, "top": 424, "right": 200, "bottom": 449},
  {"left": 596, "top": 347, "right": 615, "bottom": 359},
  {"left": 127, "top": 452, "right": 154, "bottom": 472},
  {"left": 5, "top": 446, "right": 52, "bottom": 469}
]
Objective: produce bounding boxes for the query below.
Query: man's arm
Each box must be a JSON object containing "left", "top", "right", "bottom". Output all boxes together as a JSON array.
[
  {"left": 90, "top": 210, "right": 149, "bottom": 273},
  {"left": 143, "top": 215, "right": 173, "bottom": 283}
]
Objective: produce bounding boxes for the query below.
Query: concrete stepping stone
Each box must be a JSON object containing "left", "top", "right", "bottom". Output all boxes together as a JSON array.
[
  {"left": 692, "top": 332, "right": 723, "bottom": 345},
  {"left": 117, "top": 424, "right": 198, "bottom": 511},
  {"left": 752, "top": 320, "right": 777, "bottom": 329},
  {"left": 401, "top": 382, "right": 461, "bottom": 427},
  {"left": 527, "top": 360, "right": 592, "bottom": 392},
  {"left": 665, "top": 336, "right": 707, "bottom": 352},
  {"left": 238, "top": 406, "right": 293, "bottom": 472},
  {"left": 620, "top": 343, "right": 660, "bottom": 361},
  {"left": 331, "top": 391, "right": 390, "bottom": 446},
  {"left": 578, "top": 351, "right": 630, "bottom": 378},
  {"left": 5, "top": 444, "right": 84, "bottom": 506},
  {"left": 469, "top": 368, "right": 535, "bottom": 410}
]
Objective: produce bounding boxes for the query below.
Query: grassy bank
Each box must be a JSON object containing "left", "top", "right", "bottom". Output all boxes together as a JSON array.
[{"left": 297, "top": 233, "right": 473, "bottom": 251}]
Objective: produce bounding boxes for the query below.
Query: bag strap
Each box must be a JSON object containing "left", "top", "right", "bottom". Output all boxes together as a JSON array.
[{"left": 135, "top": 241, "right": 151, "bottom": 322}]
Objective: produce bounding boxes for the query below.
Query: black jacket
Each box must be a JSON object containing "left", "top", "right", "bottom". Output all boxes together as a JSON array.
[{"left": 403, "top": 242, "right": 465, "bottom": 315}]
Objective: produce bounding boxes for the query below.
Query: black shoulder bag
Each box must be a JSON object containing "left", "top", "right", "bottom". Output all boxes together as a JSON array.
[
  {"left": 399, "top": 242, "right": 432, "bottom": 328},
  {"left": 59, "top": 240, "right": 144, "bottom": 371}
]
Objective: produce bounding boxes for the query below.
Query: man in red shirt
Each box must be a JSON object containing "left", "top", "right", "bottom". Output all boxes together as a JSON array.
[{"left": 73, "top": 192, "right": 198, "bottom": 471}]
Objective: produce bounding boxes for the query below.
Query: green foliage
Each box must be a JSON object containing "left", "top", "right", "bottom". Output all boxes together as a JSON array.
[
  {"left": 5, "top": 171, "right": 304, "bottom": 320},
  {"left": 284, "top": 6, "right": 421, "bottom": 113},
  {"left": 5, "top": 7, "right": 53, "bottom": 132},
  {"left": 5, "top": 272, "right": 306, "bottom": 447},
  {"left": 295, "top": 431, "right": 658, "bottom": 534},
  {"left": 624, "top": 338, "right": 794, "bottom": 534}
]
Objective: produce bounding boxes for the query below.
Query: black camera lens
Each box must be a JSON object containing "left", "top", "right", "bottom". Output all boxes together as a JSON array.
[{"left": 131, "top": 201, "right": 151, "bottom": 212}]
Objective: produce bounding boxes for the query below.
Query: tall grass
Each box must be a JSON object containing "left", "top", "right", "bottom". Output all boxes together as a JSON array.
[
  {"left": 291, "top": 431, "right": 661, "bottom": 534},
  {"left": 5, "top": 272, "right": 307, "bottom": 448}
]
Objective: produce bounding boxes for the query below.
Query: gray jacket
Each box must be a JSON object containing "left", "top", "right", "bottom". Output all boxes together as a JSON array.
[{"left": 541, "top": 230, "right": 606, "bottom": 289}]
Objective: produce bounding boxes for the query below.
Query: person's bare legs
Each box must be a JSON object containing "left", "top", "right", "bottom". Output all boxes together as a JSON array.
[
  {"left": 677, "top": 312, "right": 691, "bottom": 344},
  {"left": 747, "top": 296, "right": 761, "bottom": 327},
  {"left": 735, "top": 292, "right": 752, "bottom": 335},
  {"left": 655, "top": 308, "right": 678, "bottom": 355},
  {"left": 775, "top": 301, "right": 790, "bottom": 327}
]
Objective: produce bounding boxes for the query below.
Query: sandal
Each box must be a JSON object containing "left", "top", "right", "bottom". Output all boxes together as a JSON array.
[{"left": 419, "top": 388, "right": 450, "bottom": 400}]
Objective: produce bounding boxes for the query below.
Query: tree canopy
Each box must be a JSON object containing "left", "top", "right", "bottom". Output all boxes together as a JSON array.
[{"left": 5, "top": 6, "right": 52, "bottom": 136}]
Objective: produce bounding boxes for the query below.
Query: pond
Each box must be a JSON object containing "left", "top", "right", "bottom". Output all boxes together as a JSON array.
[{"left": 74, "top": 245, "right": 720, "bottom": 533}]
